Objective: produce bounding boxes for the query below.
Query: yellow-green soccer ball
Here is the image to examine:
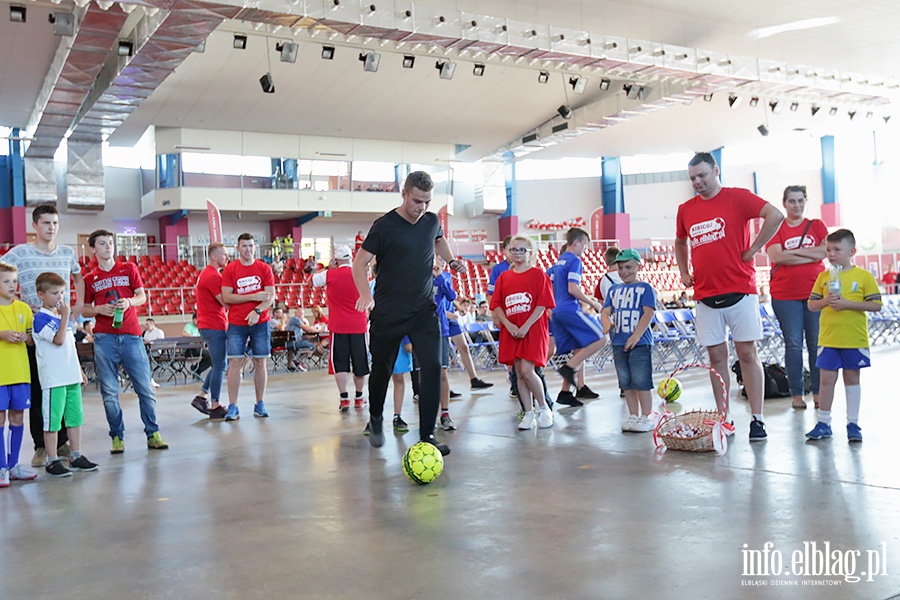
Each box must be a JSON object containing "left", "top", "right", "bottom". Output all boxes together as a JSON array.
[
  {"left": 402, "top": 442, "right": 444, "bottom": 485},
  {"left": 657, "top": 377, "right": 682, "bottom": 403}
]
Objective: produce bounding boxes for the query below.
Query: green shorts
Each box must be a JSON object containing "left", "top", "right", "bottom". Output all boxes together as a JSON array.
[{"left": 41, "top": 383, "right": 84, "bottom": 432}]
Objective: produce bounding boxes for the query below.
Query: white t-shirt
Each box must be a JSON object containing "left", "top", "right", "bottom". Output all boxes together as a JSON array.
[
  {"left": 2, "top": 243, "right": 80, "bottom": 308},
  {"left": 143, "top": 328, "right": 165, "bottom": 341},
  {"left": 598, "top": 271, "right": 624, "bottom": 302},
  {"left": 32, "top": 308, "right": 82, "bottom": 388}
]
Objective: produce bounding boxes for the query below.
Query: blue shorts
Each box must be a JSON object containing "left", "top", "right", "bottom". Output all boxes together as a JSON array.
[
  {"left": 612, "top": 345, "right": 654, "bottom": 390},
  {"left": 550, "top": 310, "right": 605, "bottom": 354},
  {"left": 448, "top": 320, "right": 462, "bottom": 338},
  {"left": 816, "top": 347, "right": 871, "bottom": 371},
  {"left": 227, "top": 322, "right": 271, "bottom": 359},
  {"left": 393, "top": 346, "right": 413, "bottom": 375},
  {"left": 0, "top": 383, "right": 31, "bottom": 411}
]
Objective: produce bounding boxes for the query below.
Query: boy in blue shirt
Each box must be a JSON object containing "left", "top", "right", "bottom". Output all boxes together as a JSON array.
[{"left": 600, "top": 250, "right": 657, "bottom": 432}]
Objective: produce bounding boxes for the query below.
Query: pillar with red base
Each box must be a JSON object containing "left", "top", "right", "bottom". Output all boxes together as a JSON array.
[
  {"left": 820, "top": 135, "right": 839, "bottom": 227},
  {"left": 158, "top": 211, "right": 188, "bottom": 262},
  {"left": 601, "top": 156, "right": 631, "bottom": 248}
]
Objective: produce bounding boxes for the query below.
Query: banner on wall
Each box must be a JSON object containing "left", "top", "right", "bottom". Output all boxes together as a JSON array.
[
  {"left": 438, "top": 205, "right": 449, "bottom": 238},
  {"left": 206, "top": 199, "right": 222, "bottom": 243},
  {"left": 590, "top": 207, "right": 604, "bottom": 240}
]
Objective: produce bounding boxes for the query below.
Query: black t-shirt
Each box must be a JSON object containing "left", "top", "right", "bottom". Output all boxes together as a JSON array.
[{"left": 362, "top": 209, "right": 442, "bottom": 319}]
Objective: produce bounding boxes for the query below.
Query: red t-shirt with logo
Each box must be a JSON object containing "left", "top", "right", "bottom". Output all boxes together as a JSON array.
[
  {"left": 765, "top": 218, "right": 828, "bottom": 301},
  {"left": 84, "top": 261, "right": 144, "bottom": 336},
  {"left": 676, "top": 187, "right": 768, "bottom": 301},
  {"left": 490, "top": 267, "right": 555, "bottom": 367},
  {"left": 324, "top": 266, "right": 368, "bottom": 334},
  {"left": 221, "top": 260, "right": 275, "bottom": 326},
  {"left": 196, "top": 265, "right": 227, "bottom": 330}
]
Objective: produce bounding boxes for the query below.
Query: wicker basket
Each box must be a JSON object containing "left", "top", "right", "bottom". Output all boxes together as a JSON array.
[{"left": 653, "top": 364, "right": 729, "bottom": 455}]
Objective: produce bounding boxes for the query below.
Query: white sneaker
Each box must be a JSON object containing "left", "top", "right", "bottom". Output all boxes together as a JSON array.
[
  {"left": 9, "top": 464, "right": 38, "bottom": 481},
  {"left": 622, "top": 415, "right": 639, "bottom": 432},
  {"left": 537, "top": 407, "right": 554, "bottom": 429},
  {"left": 518, "top": 410, "right": 536, "bottom": 430},
  {"left": 631, "top": 415, "right": 653, "bottom": 432},
  {"left": 0, "top": 468, "right": 9, "bottom": 488}
]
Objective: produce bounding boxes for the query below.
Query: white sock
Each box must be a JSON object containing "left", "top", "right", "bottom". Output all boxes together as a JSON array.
[
  {"left": 845, "top": 385, "right": 861, "bottom": 423},
  {"left": 817, "top": 409, "right": 832, "bottom": 424},
  {"left": 752, "top": 413, "right": 764, "bottom": 422}
]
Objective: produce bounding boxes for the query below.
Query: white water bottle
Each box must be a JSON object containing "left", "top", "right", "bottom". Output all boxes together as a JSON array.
[{"left": 828, "top": 266, "right": 842, "bottom": 296}]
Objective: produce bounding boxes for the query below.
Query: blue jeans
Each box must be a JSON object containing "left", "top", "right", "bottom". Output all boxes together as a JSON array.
[
  {"left": 612, "top": 345, "right": 654, "bottom": 390},
  {"left": 200, "top": 328, "right": 228, "bottom": 402},
  {"left": 227, "top": 322, "right": 271, "bottom": 358},
  {"left": 771, "top": 298, "right": 821, "bottom": 396},
  {"left": 93, "top": 333, "right": 159, "bottom": 439}
]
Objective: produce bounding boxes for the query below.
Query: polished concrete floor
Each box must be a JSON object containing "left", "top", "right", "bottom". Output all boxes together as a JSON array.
[{"left": 5, "top": 347, "right": 900, "bottom": 600}]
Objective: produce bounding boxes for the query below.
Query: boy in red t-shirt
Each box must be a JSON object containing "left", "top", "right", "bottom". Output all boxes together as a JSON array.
[
  {"left": 491, "top": 236, "right": 556, "bottom": 430},
  {"left": 82, "top": 230, "right": 168, "bottom": 454},
  {"left": 220, "top": 233, "right": 275, "bottom": 421}
]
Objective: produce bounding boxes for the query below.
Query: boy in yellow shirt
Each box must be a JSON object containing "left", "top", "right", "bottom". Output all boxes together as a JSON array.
[
  {"left": 807, "top": 229, "right": 882, "bottom": 442},
  {"left": 0, "top": 262, "right": 37, "bottom": 486}
]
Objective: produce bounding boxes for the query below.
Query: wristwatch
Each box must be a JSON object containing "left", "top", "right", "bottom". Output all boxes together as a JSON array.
[{"left": 254, "top": 308, "right": 262, "bottom": 315}]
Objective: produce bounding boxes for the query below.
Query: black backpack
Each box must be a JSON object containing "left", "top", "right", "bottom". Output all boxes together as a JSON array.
[{"left": 731, "top": 361, "right": 799, "bottom": 399}]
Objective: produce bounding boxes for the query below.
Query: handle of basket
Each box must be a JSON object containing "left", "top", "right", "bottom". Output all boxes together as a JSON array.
[
  {"left": 652, "top": 402, "right": 674, "bottom": 449},
  {"left": 665, "top": 363, "right": 729, "bottom": 417}
]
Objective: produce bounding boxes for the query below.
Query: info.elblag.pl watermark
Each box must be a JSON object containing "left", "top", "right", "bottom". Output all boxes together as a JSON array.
[{"left": 741, "top": 542, "right": 888, "bottom": 586}]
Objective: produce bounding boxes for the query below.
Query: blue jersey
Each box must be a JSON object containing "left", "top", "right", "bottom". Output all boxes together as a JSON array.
[
  {"left": 603, "top": 282, "right": 656, "bottom": 347},
  {"left": 552, "top": 251, "right": 583, "bottom": 313},
  {"left": 487, "top": 260, "right": 510, "bottom": 295},
  {"left": 433, "top": 271, "right": 457, "bottom": 337}
]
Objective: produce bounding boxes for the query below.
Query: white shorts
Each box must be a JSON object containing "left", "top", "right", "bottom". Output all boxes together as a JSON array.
[{"left": 694, "top": 294, "right": 763, "bottom": 347}]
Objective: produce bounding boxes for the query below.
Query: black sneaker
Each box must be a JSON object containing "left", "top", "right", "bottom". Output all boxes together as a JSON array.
[
  {"left": 45, "top": 459, "right": 72, "bottom": 478},
  {"left": 449, "top": 390, "right": 463, "bottom": 399},
  {"left": 367, "top": 418, "right": 385, "bottom": 447},
  {"left": 69, "top": 455, "right": 99, "bottom": 472},
  {"left": 393, "top": 416, "right": 409, "bottom": 432},
  {"left": 208, "top": 405, "right": 228, "bottom": 420},
  {"left": 471, "top": 378, "right": 494, "bottom": 390},
  {"left": 557, "top": 364, "right": 577, "bottom": 388},
  {"left": 619, "top": 389, "right": 626, "bottom": 398},
  {"left": 556, "top": 391, "right": 584, "bottom": 407},
  {"left": 576, "top": 385, "right": 599, "bottom": 399},
  {"left": 191, "top": 395, "right": 210, "bottom": 415},
  {"left": 749, "top": 418, "right": 768, "bottom": 442},
  {"left": 420, "top": 434, "right": 451, "bottom": 456}
]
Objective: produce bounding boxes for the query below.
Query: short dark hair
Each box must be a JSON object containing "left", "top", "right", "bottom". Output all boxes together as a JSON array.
[
  {"left": 88, "top": 229, "right": 114, "bottom": 248},
  {"left": 782, "top": 185, "right": 807, "bottom": 203},
  {"left": 565, "top": 227, "right": 589, "bottom": 246},
  {"left": 501, "top": 236, "right": 512, "bottom": 250},
  {"left": 146, "top": 318, "right": 155, "bottom": 324},
  {"left": 826, "top": 228, "right": 856, "bottom": 247},
  {"left": 237, "top": 233, "right": 255, "bottom": 243},
  {"left": 688, "top": 152, "right": 718, "bottom": 170},
  {"left": 32, "top": 204, "right": 58, "bottom": 224},
  {"left": 604, "top": 246, "right": 621, "bottom": 265},
  {"left": 35, "top": 271, "right": 66, "bottom": 293},
  {"left": 403, "top": 171, "right": 434, "bottom": 193},
  {"left": 478, "top": 300, "right": 488, "bottom": 307}
]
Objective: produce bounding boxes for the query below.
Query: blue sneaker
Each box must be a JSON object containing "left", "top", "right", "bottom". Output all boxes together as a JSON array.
[
  {"left": 847, "top": 422, "right": 863, "bottom": 442},
  {"left": 806, "top": 421, "right": 832, "bottom": 440},
  {"left": 224, "top": 404, "right": 240, "bottom": 421},
  {"left": 749, "top": 418, "right": 767, "bottom": 442},
  {"left": 253, "top": 401, "right": 269, "bottom": 418}
]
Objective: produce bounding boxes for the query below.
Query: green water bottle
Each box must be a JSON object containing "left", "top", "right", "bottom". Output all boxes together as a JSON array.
[{"left": 112, "top": 304, "right": 124, "bottom": 328}]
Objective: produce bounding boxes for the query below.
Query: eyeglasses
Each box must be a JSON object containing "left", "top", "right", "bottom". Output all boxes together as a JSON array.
[{"left": 508, "top": 247, "right": 530, "bottom": 253}]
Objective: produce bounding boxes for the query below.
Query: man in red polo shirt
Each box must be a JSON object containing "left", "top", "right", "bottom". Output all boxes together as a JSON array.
[
  {"left": 312, "top": 245, "right": 369, "bottom": 413},
  {"left": 190, "top": 242, "right": 229, "bottom": 419},
  {"left": 221, "top": 233, "right": 275, "bottom": 421}
]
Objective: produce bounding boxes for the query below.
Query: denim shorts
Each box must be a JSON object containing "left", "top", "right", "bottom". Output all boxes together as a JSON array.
[
  {"left": 227, "top": 322, "right": 271, "bottom": 359},
  {"left": 612, "top": 345, "right": 653, "bottom": 390}
]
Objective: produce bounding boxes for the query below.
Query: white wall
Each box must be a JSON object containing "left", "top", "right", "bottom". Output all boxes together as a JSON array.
[{"left": 515, "top": 177, "right": 601, "bottom": 226}]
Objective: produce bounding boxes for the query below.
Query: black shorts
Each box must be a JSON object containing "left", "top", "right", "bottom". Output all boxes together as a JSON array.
[{"left": 330, "top": 333, "right": 370, "bottom": 377}]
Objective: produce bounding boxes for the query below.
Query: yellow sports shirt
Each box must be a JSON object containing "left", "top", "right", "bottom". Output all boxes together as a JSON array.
[
  {"left": 809, "top": 266, "right": 881, "bottom": 348},
  {"left": 0, "top": 300, "right": 33, "bottom": 386}
]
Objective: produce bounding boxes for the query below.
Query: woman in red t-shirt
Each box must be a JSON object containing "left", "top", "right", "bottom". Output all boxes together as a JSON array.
[
  {"left": 765, "top": 185, "right": 828, "bottom": 410},
  {"left": 310, "top": 305, "right": 329, "bottom": 328},
  {"left": 490, "top": 236, "right": 556, "bottom": 430}
]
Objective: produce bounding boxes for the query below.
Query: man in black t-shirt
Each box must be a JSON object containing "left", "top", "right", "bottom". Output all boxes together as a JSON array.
[{"left": 353, "top": 171, "right": 465, "bottom": 456}]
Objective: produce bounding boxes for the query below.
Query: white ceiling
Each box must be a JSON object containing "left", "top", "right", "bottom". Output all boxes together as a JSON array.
[{"left": 4, "top": 0, "right": 900, "bottom": 159}]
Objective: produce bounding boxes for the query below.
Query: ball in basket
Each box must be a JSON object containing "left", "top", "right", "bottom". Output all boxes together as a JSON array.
[
  {"left": 402, "top": 442, "right": 444, "bottom": 485},
  {"left": 657, "top": 377, "right": 682, "bottom": 403}
]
